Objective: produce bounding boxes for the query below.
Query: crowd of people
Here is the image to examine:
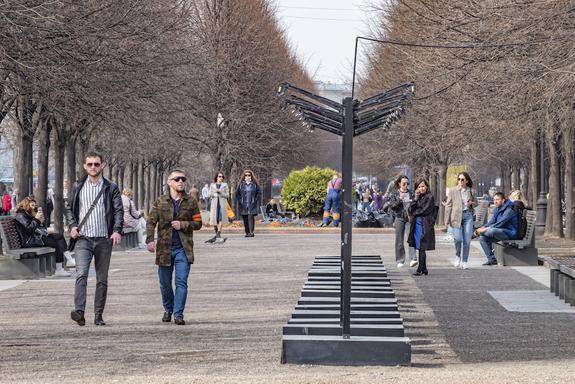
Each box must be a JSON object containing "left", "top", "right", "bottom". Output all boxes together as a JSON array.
[{"left": 1, "top": 155, "right": 531, "bottom": 326}]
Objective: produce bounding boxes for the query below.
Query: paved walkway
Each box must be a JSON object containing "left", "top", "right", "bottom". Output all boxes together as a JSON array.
[{"left": 1, "top": 232, "right": 575, "bottom": 383}]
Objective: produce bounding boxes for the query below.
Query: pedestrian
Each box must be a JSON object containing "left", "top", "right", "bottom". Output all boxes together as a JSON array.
[
  {"left": 408, "top": 178, "right": 436, "bottom": 276},
  {"left": 201, "top": 183, "right": 210, "bottom": 211},
  {"left": 0, "top": 183, "right": 11, "bottom": 216},
  {"left": 14, "top": 196, "right": 75, "bottom": 276},
  {"left": 45, "top": 185, "right": 54, "bottom": 228},
  {"left": 361, "top": 187, "right": 372, "bottom": 212},
  {"left": 121, "top": 188, "right": 147, "bottom": 249},
  {"left": 444, "top": 172, "right": 477, "bottom": 270},
  {"left": 387, "top": 175, "right": 417, "bottom": 268},
  {"left": 235, "top": 170, "right": 261, "bottom": 237},
  {"left": 206, "top": 172, "right": 229, "bottom": 243},
  {"left": 189, "top": 184, "right": 200, "bottom": 203},
  {"left": 319, "top": 174, "right": 342, "bottom": 227},
  {"left": 146, "top": 169, "right": 202, "bottom": 325},
  {"left": 66, "top": 151, "right": 123, "bottom": 327}
]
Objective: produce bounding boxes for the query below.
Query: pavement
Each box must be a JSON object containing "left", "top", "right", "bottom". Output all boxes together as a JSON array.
[{"left": 1, "top": 231, "right": 575, "bottom": 383}]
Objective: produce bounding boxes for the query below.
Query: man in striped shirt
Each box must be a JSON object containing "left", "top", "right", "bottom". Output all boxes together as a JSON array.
[
  {"left": 146, "top": 169, "right": 202, "bottom": 325},
  {"left": 65, "top": 152, "right": 124, "bottom": 326}
]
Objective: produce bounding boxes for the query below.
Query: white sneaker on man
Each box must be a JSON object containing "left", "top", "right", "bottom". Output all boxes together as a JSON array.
[
  {"left": 55, "top": 263, "right": 72, "bottom": 277},
  {"left": 409, "top": 260, "right": 418, "bottom": 267},
  {"left": 397, "top": 263, "right": 404, "bottom": 268},
  {"left": 453, "top": 257, "right": 461, "bottom": 268},
  {"left": 64, "top": 251, "right": 76, "bottom": 267},
  {"left": 461, "top": 262, "right": 469, "bottom": 269}
]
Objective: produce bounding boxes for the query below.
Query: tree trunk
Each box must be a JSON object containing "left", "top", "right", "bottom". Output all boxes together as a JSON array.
[
  {"left": 35, "top": 119, "right": 50, "bottom": 211},
  {"left": 530, "top": 138, "right": 539, "bottom": 209},
  {"left": 66, "top": 136, "right": 77, "bottom": 189},
  {"left": 129, "top": 162, "right": 135, "bottom": 190},
  {"left": 14, "top": 129, "right": 33, "bottom": 202},
  {"left": 545, "top": 131, "right": 563, "bottom": 237},
  {"left": 437, "top": 162, "right": 447, "bottom": 226},
  {"left": 511, "top": 166, "right": 520, "bottom": 191},
  {"left": 145, "top": 163, "right": 152, "bottom": 213},
  {"left": 53, "top": 126, "right": 67, "bottom": 234},
  {"left": 113, "top": 164, "right": 120, "bottom": 186},
  {"left": 564, "top": 126, "right": 574, "bottom": 240},
  {"left": 139, "top": 161, "right": 146, "bottom": 211}
]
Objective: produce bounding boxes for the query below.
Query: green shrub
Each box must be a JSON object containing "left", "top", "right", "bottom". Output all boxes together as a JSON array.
[{"left": 281, "top": 166, "right": 338, "bottom": 217}]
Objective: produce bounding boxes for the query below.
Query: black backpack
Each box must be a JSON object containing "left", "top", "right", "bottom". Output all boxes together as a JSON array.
[{"left": 511, "top": 201, "right": 528, "bottom": 239}]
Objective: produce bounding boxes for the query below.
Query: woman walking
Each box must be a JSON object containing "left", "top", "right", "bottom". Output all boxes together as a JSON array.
[
  {"left": 408, "top": 178, "right": 436, "bottom": 276},
  {"left": 444, "top": 172, "right": 477, "bottom": 269},
  {"left": 207, "top": 172, "right": 229, "bottom": 243},
  {"left": 387, "top": 175, "right": 417, "bottom": 268},
  {"left": 14, "top": 197, "right": 75, "bottom": 276},
  {"left": 235, "top": 170, "right": 261, "bottom": 237}
]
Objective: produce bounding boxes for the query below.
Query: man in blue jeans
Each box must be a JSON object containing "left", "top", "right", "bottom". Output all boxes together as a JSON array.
[
  {"left": 147, "top": 169, "right": 202, "bottom": 325},
  {"left": 475, "top": 192, "right": 519, "bottom": 265}
]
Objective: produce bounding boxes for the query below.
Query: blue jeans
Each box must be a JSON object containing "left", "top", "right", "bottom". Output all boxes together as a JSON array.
[
  {"left": 323, "top": 189, "right": 341, "bottom": 225},
  {"left": 452, "top": 211, "right": 474, "bottom": 262},
  {"left": 158, "top": 247, "right": 191, "bottom": 319},
  {"left": 479, "top": 228, "right": 509, "bottom": 262}
]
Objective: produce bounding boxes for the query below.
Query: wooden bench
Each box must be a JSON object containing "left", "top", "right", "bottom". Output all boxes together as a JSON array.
[
  {"left": 113, "top": 227, "right": 139, "bottom": 251},
  {"left": 493, "top": 209, "right": 538, "bottom": 266},
  {"left": 546, "top": 256, "right": 575, "bottom": 306},
  {"left": 473, "top": 201, "right": 489, "bottom": 229},
  {"left": 0, "top": 216, "right": 57, "bottom": 279}
]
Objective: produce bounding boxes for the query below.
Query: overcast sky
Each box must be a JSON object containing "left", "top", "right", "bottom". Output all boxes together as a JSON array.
[{"left": 273, "top": 0, "right": 374, "bottom": 84}]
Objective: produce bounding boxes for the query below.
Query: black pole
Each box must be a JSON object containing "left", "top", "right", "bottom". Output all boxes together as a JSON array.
[
  {"left": 340, "top": 97, "right": 354, "bottom": 338},
  {"left": 351, "top": 37, "right": 359, "bottom": 100},
  {"left": 536, "top": 135, "right": 548, "bottom": 232}
]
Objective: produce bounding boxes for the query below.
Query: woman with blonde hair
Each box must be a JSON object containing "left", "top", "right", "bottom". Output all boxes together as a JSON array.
[
  {"left": 207, "top": 172, "right": 229, "bottom": 243},
  {"left": 121, "top": 188, "right": 147, "bottom": 248},
  {"left": 14, "top": 197, "right": 74, "bottom": 276}
]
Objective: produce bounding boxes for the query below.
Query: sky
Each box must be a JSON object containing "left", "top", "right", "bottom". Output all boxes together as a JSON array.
[{"left": 273, "top": 0, "right": 375, "bottom": 84}]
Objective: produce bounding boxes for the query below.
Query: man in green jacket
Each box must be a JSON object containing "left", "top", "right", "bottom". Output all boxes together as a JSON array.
[{"left": 146, "top": 169, "right": 202, "bottom": 325}]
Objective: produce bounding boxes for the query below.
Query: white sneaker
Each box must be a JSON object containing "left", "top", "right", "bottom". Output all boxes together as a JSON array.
[
  {"left": 453, "top": 257, "right": 461, "bottom": 268},
  {"left": 397, "top": 263, "right": 404, "bottom": 268},
  {"left": 64, "top": 251, "right": 76, "bottom": 267},
  {"left": 409, "top": 260, "right": 418, "bottom": 267},
  {"left": 54, "top": 269, "right": 72, "bottom": 277},
  {"left": 461, "top": 262, "right": 469, "bottom": 269}
]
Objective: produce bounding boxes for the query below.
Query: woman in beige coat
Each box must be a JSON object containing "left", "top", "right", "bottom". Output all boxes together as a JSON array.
[
  {"left": 444, "top": 172, "right": 477, "bottom": 269},
  {"left": 206, "top": 172, "right": 229, "bottom": 243}
]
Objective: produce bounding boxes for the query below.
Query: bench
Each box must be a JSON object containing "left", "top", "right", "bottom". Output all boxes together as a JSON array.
[
  {"left": 473, "top": 201, "right": 489, "bottom": 229},
  {"left": 546, "top": 256, "right": 575, "bottom": 306},
  {"left": 493, "top": 209, "right": 538, "bottom": 266},
  {"left": 0, "top": 216, "right": 57, "bottom": 279},
  {"left": 113, "top": 227, "right": 139, "bottom": 251}
]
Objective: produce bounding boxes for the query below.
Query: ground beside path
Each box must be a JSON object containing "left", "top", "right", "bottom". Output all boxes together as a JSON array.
[{"left": 1, "top": 232, "right": 575, "bottom": 383}]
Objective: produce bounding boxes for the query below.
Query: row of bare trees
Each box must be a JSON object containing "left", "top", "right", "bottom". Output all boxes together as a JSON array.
[
  {"left": 356, "top": 0, "right": 575, "bottom": 239},
  {"left": 0, "top": 0, "right": 317, "bottom": 231}
]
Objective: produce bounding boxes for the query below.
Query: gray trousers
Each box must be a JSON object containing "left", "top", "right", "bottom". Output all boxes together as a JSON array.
[
  {"left": 74, "top": 237, "right": 113, "bottom": 316},
  {"left": 394, "top": 217, "right": 416, "bottom": 263}
]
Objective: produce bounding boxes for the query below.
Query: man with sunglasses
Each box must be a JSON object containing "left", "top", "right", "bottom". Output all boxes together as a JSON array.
[
  {"left": 65, "top": 152, "right": 124, "bottom": 326},
  {"left": 146, "top": 169, "right": 202, "bottom": 325}
]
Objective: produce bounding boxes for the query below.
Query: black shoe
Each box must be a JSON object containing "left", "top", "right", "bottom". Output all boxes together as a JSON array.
[
  {"left": 174, "top": 317, "right": 185, "bottom": 325},
  {"left": 483, "top": 259, "right": 497, "bottom": 266},
  {"left": 413, "top": 271, "right": 428, "bottom": 276},
  {"left": 162, "top": 312, "right": 172, "bottom": 322},
  {"left": 248, "top": 233, "right": 255, "bottom": 237},
  {"left": 94, "top": 314, "right": 106, "bottom": 326},
  {"left": 317, "top": 222, "right": 327, "bottom": 227},
  {"left": 245, "top": 234, "right": 250, "bottom": 237},
  {"left": 71, "top": 310, "right": 85, "bottom": 326},
  {"left": 205, "top": 236, "right": 217, "bottom": 244}
]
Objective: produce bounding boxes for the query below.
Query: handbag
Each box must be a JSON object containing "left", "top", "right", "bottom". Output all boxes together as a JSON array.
[{"left": 67, "top": 187, "right": 106, "bottom": 251}]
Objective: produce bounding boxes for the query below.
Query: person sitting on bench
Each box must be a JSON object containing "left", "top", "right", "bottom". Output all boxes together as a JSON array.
[
  {"left": 475, "top": 192, "right": 519, "bottom": 266},
  {"left": 14, "top": 197, "right": 75, "bottom": 276}
]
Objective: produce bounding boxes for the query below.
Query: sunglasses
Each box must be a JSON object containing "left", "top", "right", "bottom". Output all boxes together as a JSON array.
[
  {"left": 171, "top": 176, "right": 187, "bottom": 182},
  {"left": 86, "top": 162, "right": 101, "bottom": 168},
  {"left": 217, "top": 175, "right": 224, "bottom": 178},
  {"left": 458, "top": 178, "right": 466, "bottom": 181},
  {"left": 244, "top": 174, "right": 252, "bottom": 177}
]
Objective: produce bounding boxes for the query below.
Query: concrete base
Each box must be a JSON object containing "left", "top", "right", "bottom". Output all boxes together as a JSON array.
[
  {"left": 283, "top": 323, "right": 405, "bottom": 337},
  {"left": 494, "top": 244, "right": 538, "bottom": 266},
  {"left": 281, "top": 335, "right": 411, "bottom": 366},
  {"left": 0, "top": 258, "right": 42, "bottom": 279}
]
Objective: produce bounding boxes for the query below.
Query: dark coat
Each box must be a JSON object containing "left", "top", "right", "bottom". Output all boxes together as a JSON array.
[
  {"left": 65, "top": 176, "right": 124, "bottom": 236},
  {"left": 235, "top": 181, "right": 261, "bottom": 216},
  {"left": 14, "top": 209, "right": 45, "bottom": 247},
  {"left": 407, "top": 192, "right": 436, "bottom": 251},
  {"left": 146, "top": 194, "right": 202, "bottom": 266},
  {"left": 387, "top": 189, "right": 413, "bottom": 220}
]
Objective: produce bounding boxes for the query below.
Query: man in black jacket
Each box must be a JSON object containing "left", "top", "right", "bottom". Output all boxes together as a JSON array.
[{"left": 65, "top": 151, "right": 123, "bottom": 326}]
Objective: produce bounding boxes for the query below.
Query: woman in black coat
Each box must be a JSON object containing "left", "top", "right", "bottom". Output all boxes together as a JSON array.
[
  {"left": 14, "top": 197, "right": 74, "bottom": 276},
  {"left": 235, "top": 170, "right": 261, "bottom": 237},
  {"left": 407, "top": 178, "right": 436, "bottom": 276}
]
